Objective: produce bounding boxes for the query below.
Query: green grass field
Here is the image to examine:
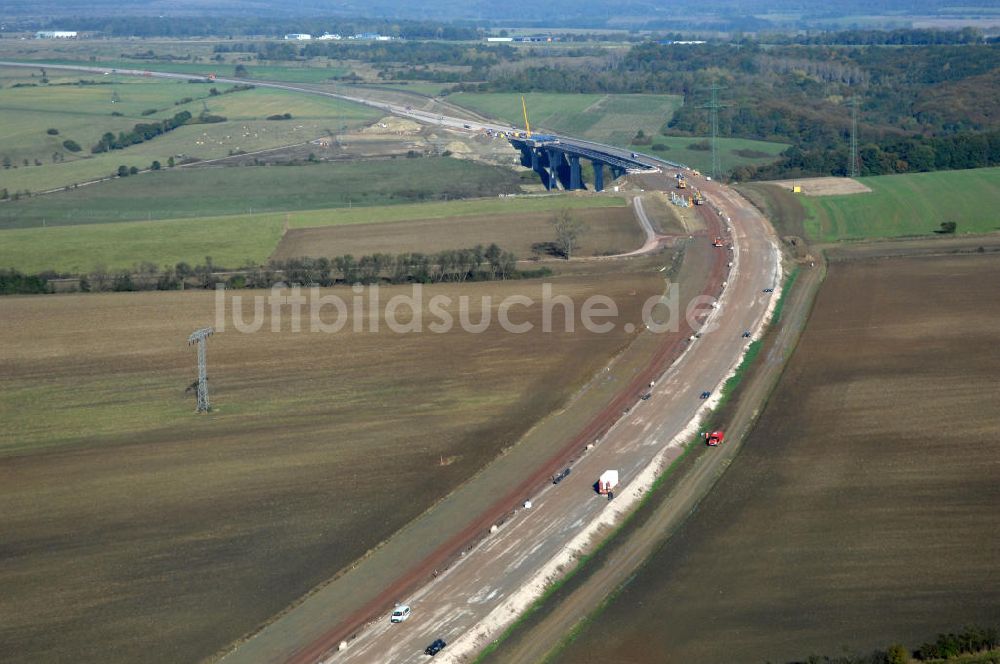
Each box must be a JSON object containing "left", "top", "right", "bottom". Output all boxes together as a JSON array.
[
  {"left": 0, "top": 194, "right": 626, "bottom": 273},
  {"left": 444, "top": 92, "right": 787, "bottom": 171},
  {"left": 801, "top": 168, "right": 1000, "bottom": 241},
  {"left": 0, "top": 75, "right": 378, "bottom": 192},
  {"left": 0, "top": 158, "right": 527, "bottom": 228},
  {"left": 634, "top": 135, "right": 790, "bottom": 173},
  {"left": 446, "top": 92, "right": 683, "bottom": 145}
]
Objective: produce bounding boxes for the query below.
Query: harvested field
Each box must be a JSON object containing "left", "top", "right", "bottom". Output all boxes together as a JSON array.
[
  {"left": 0, "top": 269, "right": 663, "bottom": 664},
  {"left": 768, "top": 176, "right": 872, "bottom": 196},
  {"left": 554, "top": 253, "right": 1000, "bottom": 664},
  {"left": 270, "top": 206, "right": 645, "bottom": 261}
]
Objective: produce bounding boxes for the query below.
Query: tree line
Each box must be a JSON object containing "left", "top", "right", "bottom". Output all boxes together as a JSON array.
[
  {"left": 0, "top": 245, "right": 552, "bottom": 296},
  {"left": 779, "top": 624, "right": 998, "bottom": 663},
  {"left": 91, "top": 110, "right": 191, "bottom": 153}
]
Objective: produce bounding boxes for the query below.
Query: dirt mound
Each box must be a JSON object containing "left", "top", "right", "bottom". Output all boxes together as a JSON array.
[
  {"left": 768, "top": 177, "right": 872, "bottom": 196},
  {"left": 360, "top": 116, "right": 421, "bottom": 135},
  {"left": 443, "top": 140, "right": 472, "bottom": 155}
]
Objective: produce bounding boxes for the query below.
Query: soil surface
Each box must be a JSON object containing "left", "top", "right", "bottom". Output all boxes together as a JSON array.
[
  {"left": 270, "top": 207, "right": 645, "bottom": 261},
  {"left": 0, "top": 272, "right": 660, "bottom": 664},
  {"left": 768, "top": 176, "right": 872, "bottom": 196},
  {"left": 554, "top": 252, "right": 1000, "bottom": 663}
]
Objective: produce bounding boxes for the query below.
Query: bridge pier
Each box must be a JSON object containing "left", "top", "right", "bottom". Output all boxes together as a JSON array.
[
  {"left": 593, "top": 162, "right": 604, "bottom": 192},
  {"left": 547, "top": 148, "right": 562, "bottom": 191},
  {"left": 569, "top": 155, "right": 581, "bottom": 190}
]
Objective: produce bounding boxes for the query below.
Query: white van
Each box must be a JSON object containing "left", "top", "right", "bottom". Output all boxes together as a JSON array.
[{"left": 390, "top": 604, "right": 411, "bottom": 623}]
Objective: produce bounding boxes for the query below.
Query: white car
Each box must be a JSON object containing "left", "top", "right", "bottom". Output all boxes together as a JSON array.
[{"left": 390, "top": 604, "right": 411, "bottom": 623}]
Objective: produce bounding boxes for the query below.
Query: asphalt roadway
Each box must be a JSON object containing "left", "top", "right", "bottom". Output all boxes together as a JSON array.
[{"left": 0, "top": 61, "right": 783, "bottom": 663}]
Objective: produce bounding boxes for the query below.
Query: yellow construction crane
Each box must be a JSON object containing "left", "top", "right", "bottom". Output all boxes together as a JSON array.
[{"left": 521, "top": 95, "right": 532, "bottom": 139}]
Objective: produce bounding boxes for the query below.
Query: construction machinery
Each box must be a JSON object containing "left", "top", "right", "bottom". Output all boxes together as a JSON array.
[
  {"left": 693, "top": 190, "right": 705, "bottom": 205},
  {"left": 521, "top": 95, "right": 532, "bottom": 139},
  {"left": 519, "top": 96, "right": 557, "bottom": 144},
  {"left": 713, "top": 237, "right": 725, "bottom": 247},
  {"left": 677, "top": 175, "right": 687, "bottom": 189}
]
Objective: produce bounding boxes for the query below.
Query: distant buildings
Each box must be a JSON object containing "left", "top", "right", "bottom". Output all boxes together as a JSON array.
[
  {"left": 35, "top": 30, "right": 77, "bottom": 39},
  {"left": 485, "top": 35, "right": 559, "bottom": 43},
  {"left": 285, "top": 32, "right": 393, "bottom": 41},
  {"left": 658, "top": 40, "right": 707, "bottom": 45}
]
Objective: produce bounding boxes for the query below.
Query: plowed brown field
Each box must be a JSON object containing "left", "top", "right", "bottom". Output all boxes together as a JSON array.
[
  {"left": 0, "top": 268, "right": 662, "bottom": 664},
  {"left": 554, "top": 253, "right": 1000, "bottom": 663},
  {"left": 269, "top": 207, "right": 645, "bottom": 262}
]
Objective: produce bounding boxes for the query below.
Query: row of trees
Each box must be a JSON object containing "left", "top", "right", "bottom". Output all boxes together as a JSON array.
[
  {"left": 91, "top": 110, "right": 191, "bottom": 153},
  {"left": 0, "top": 269, "right": 49, "bottom": 295},
  {"left": 265, "top": 245, "right": 521, "bottom": 287},
  {"left": 781, "top": 625, "right": 998, "bottom": 663},
  {"left": 0, "top": 245, "right": 536, "bottom": 295}
]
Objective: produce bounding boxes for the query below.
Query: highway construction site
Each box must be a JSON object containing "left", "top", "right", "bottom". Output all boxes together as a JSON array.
[{"left": 2, "top": 59, "right": 996, "bottom": 664}]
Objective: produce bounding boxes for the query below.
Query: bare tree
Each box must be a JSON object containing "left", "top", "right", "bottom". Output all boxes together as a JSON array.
[{"left": 552, "top": 209, "right": 586, "bottom": 259}]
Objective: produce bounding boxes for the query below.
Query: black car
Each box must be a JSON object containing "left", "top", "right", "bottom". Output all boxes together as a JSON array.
[
  {"left": 640, "top": 393, "right": 652, "bottom": 401},
  {"left": 700, "top": 391, "right": 711, "bottom": 399},
  {"left": 552, "top": 468, "right": 571, "bottom": 484},
  {"left": 425, "top": 639, "right": 447, "bottom": 656}
]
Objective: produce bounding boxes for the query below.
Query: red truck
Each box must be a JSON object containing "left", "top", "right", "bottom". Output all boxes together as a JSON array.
[{"left": 706, "top": 430, "right": 725, "bottom": 446}]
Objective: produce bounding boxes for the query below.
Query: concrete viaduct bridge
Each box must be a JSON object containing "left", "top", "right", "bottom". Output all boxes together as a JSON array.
[{"left": 509, "top": 135, "right": 663, "bottom": 192}]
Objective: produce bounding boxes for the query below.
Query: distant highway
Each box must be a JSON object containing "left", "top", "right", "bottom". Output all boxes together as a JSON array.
[
  {"left": 0, "top": 60, "right": 663, "bottom": 174},
  {"left": 1, "top": 60, "right": 784, "bottom": 664}
]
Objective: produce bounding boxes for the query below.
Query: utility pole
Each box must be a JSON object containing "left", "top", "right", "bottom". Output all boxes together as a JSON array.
[
  {"left": 188, "top": 327, "right": 214, "bottom": 413},
  {"left": 849, "top": 95, "right": 861, "bottom": 178},
  {"left": 701, "top": 83, "right": 726, "bottom": 180}
]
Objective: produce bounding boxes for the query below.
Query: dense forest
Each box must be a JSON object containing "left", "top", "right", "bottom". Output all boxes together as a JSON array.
[{"left": 449, "top": 36, "right": 1000, "bottom": 179}]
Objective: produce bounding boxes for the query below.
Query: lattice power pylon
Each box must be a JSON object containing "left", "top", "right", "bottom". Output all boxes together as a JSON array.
[
  {"left": 702, "top": 83, "right": 727, "bottom": 180},
  {"left": 188, "top": 327, "right": 214, "bottom": 413}
]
